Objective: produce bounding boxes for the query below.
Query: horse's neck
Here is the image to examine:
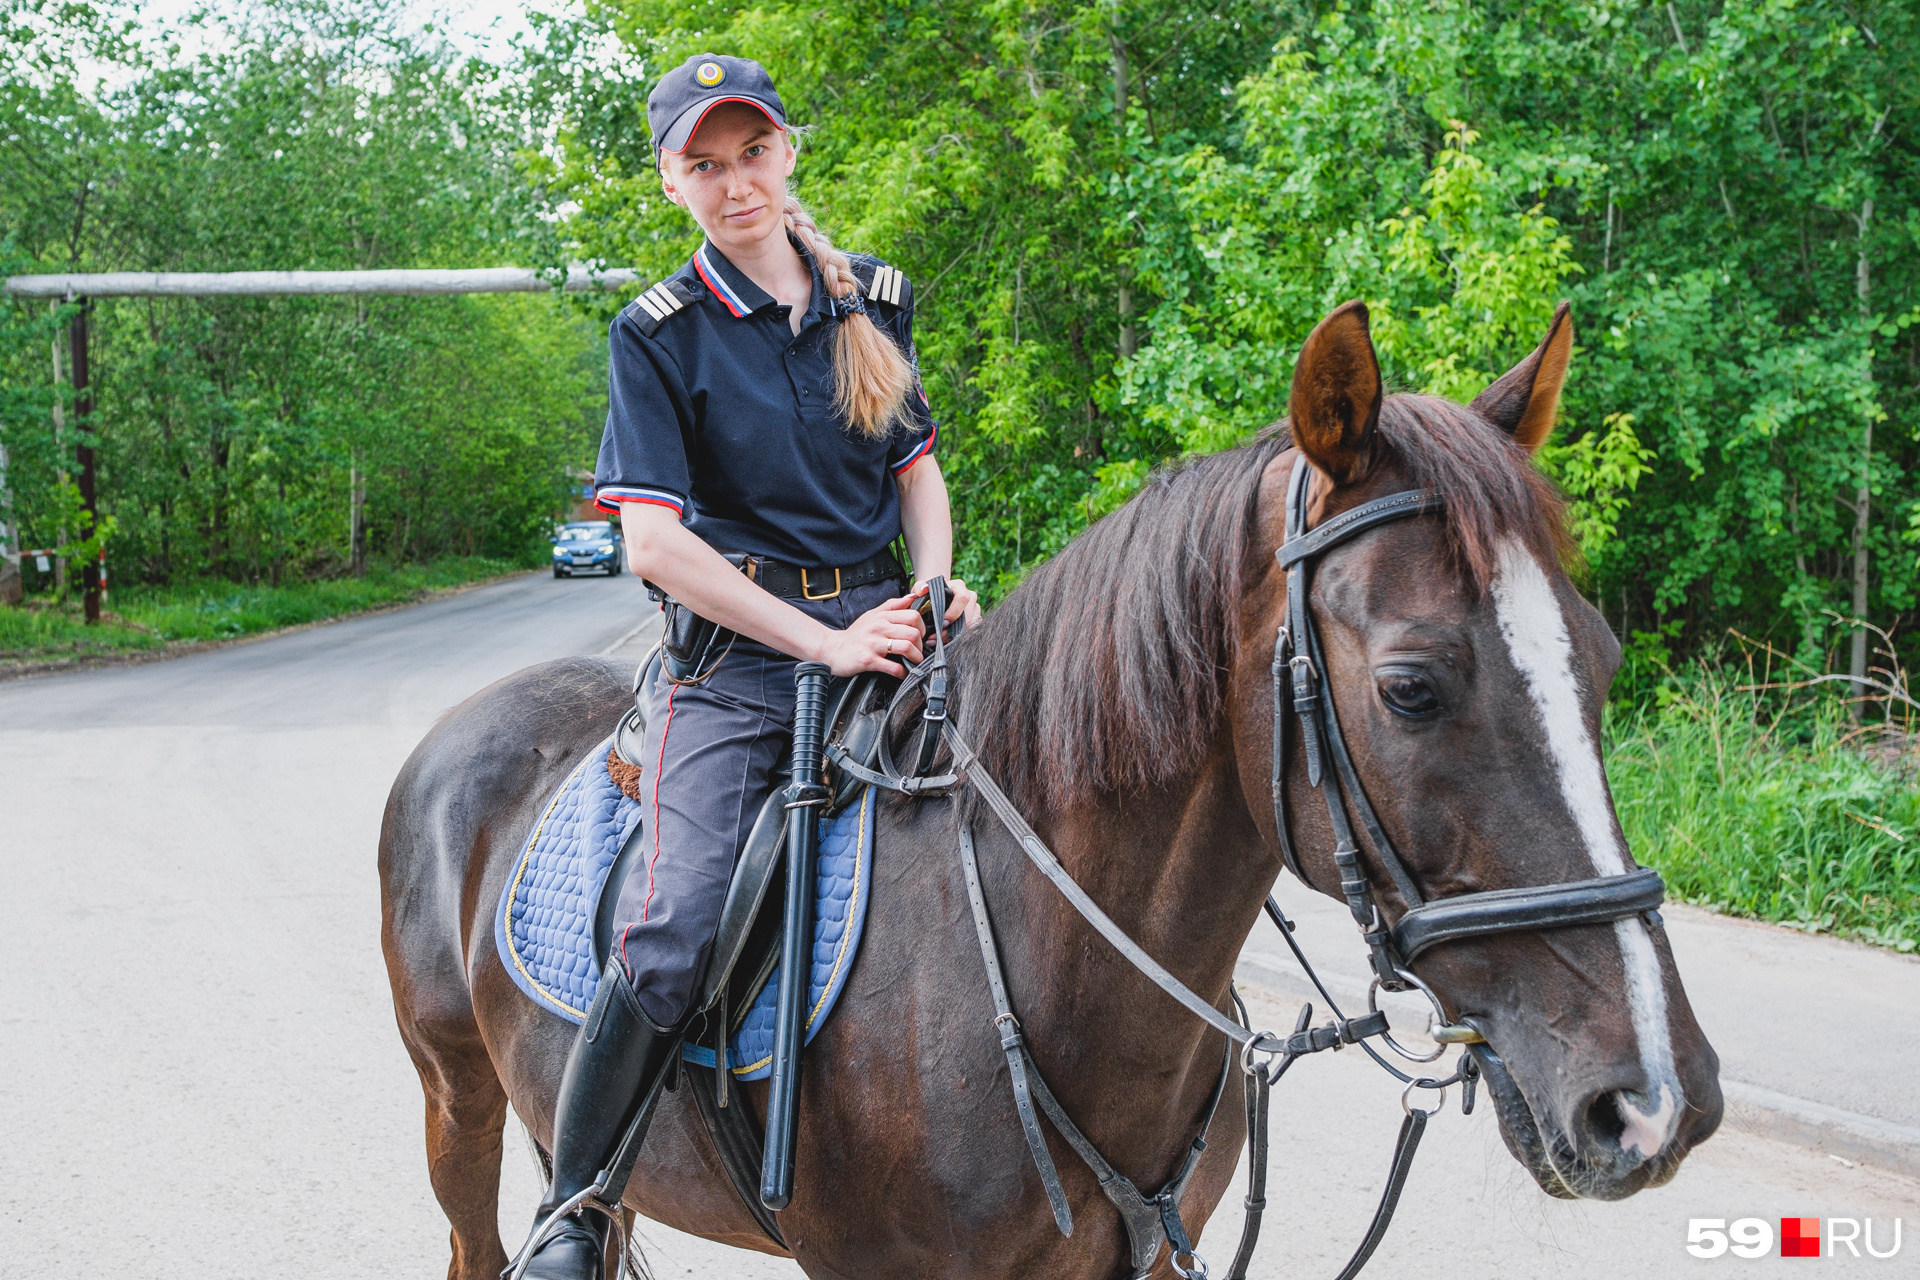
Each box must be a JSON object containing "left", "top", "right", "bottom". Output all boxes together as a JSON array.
[{"left": 982, "top": 750, "right": 1272, "bottom": 1178}]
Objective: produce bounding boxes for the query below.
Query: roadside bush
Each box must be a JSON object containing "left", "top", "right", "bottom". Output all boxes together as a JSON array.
[{"left": 1606, "top": 663, "right": 1920, "bottom": 952}]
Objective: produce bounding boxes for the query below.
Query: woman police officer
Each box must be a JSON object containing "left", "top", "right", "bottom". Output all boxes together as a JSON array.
[{"left": 512, "top": 53, "right": 979, "bottom": 1280}]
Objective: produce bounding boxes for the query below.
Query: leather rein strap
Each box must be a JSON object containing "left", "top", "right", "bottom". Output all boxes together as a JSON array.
[{"left": 943, "top": 725, "right": 1257, "bottom": 1048}]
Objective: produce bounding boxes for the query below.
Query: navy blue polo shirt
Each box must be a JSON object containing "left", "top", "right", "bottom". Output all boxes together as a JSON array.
[{"left": 593, "top": 234, "right": 937, "bottom": 568}]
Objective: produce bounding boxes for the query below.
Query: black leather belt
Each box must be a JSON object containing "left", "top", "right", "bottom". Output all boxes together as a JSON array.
[{"left": 744, "top": 548, "right": 903, "bottom": 601}]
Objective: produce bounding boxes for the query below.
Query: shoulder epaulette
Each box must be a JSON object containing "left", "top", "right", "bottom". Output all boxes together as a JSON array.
[
  {"left": 854, "top": 257, "right": 911, "bottom": 310},
  {"left": 627, "top": 277, "right": 704, "bottom": 336}
]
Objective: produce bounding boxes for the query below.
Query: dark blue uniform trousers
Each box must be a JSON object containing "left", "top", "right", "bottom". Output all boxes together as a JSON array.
[{"left": 610, "top": 576, "right": 903, "bottom": 1026}]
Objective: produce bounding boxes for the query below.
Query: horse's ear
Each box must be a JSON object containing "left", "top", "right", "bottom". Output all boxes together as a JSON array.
[
  {"left": 1471, "top": 302, "right": 1572, "bottom": 453},
  {"left": 1288, "top": 300, "right": 1382, "bottom": 486}
]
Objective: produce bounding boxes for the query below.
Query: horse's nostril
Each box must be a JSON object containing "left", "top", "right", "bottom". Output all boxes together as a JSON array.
[
  {"left": 1589, "top": 1085, "right": 1680, "bottom": 1162},
  {"left": 1584, "top": 1090, "right": 1627, "bottom": 1147}
]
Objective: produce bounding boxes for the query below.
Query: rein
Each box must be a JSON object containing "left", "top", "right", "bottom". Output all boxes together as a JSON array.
[{"left": 847, "top": 465, "right": 1668, "bottom": 1278}]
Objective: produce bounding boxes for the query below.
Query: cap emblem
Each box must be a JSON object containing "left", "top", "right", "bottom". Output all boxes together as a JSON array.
[{"left": 695, "top": 61, "right": 725, "bottom": 86}]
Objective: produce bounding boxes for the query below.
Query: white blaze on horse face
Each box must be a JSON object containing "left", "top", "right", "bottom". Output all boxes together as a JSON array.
[{"left": 1490, "top": 538, "right": 1681, "bottom": 1160}]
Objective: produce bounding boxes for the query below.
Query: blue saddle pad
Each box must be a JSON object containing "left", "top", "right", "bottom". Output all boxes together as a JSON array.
[{"left": 494, "top": 735, "right": 875, "bottom": 1081}]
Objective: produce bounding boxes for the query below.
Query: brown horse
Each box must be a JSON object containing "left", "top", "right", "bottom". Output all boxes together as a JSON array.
[{"left": 380, "top": 301, "right": 1722, "bottom": 1280}]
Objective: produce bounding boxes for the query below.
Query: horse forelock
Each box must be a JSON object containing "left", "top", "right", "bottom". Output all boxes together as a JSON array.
[
  {"left": 1374, "top": 393, "right": 1573, "bottom": 592},
  {"left": 956, "top": 393, "right": 1571, "bottom": 812}
]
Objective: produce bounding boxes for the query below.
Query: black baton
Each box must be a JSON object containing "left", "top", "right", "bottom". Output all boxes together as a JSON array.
[{"left": 761, "top": 660, "right": 831, "bottom": 1211}]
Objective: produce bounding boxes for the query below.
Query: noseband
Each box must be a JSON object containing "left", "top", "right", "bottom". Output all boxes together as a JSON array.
[{"left": 1270, "top": 456, "right": 1666, "bottom": 996}]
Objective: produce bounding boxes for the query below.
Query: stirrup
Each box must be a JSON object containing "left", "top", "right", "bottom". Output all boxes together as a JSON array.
[{"left": 502, "top": 1180, "right": 627, "bottom": 1280}]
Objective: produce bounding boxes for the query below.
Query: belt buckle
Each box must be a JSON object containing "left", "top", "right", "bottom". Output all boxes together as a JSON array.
[{"left": 800, "top": 567, "right": 841, "bottom": 601}]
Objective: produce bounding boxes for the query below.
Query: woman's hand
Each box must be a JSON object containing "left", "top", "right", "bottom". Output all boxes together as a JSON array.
[
  {"left": 942, "top": 577, "right": 983, "bottom": 629},
  {"left": 817, "top": 592, "right": 927, "bottom": 676},
  {"left": 908, "top": 577, "right": 982, "bottom": 634}
]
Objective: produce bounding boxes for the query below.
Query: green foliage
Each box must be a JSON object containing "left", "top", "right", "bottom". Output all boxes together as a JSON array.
[
  {"left": 519, "top": 0, "right": 1917, "bottom": 943},
  {"left": 1540, "top": 411, "right": 1655, "bottom": 563},
  {"left": 0, "top": 0, "right": 1912, "bottom": 941},
  {"left": 1372, "top": 124, "right": 1583, "bottom": 402},
  {"left": 0, "top": 0, "right": 604, "bottom": 592},
  {"left": 521, "top": 0, "right": 1298, "bottom": 596},
  {"left": 114, "top": 556, "right": 528, "bottom": 641},
  {"left": 0, "top": 554, "right": 523, "bottom": 660},
  {"left": 526, "top": 0, "right": 1917, "bottom": 651},
  {"left": 1606, "top": 662, "right": 1920, "bottom": 952}
]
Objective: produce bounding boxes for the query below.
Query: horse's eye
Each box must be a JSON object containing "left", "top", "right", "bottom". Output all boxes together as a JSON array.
[{"left": 1377, "top": 673, "right": 1440, "bottom": 719}]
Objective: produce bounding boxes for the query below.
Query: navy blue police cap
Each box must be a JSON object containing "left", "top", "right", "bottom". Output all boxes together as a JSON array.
[{"left": 649, "top": 54, "right": 788, "bottom": 163}]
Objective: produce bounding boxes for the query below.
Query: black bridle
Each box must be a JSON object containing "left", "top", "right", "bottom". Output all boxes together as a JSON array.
[
  {"left": 839, "top": 461, "right": 1669, "bottom": 1278},
  {"left": 1270, "top": 456, "right": 1666, "bottom": 999}
]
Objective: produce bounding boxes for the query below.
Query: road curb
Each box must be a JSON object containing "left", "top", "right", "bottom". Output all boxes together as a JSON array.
[
  {"left": 1233, "top": 953, "right": 1920, "bottom": 1183},
  {"left": 1719, "top": 1079, "right": 1920, "bottom": 1181}
]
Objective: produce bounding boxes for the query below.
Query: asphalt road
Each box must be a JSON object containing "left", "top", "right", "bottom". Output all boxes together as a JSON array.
[{"left": 1, "top": 573, "right": 1912, "bottom": 1278}]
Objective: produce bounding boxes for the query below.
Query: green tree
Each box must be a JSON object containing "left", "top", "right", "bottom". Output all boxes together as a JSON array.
[
  {"left": 531, "top": 0, "right": 1917, "bottom": 672},
  {"left": 0, "top": 0, "right": 606, "bottom": 591}
]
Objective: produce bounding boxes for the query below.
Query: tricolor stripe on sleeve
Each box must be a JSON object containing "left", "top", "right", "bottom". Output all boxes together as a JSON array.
[
  {"left": 891, "top": 421, "right": 937, "bottom": 475},
  {"left": 596, "top": 485, "right": 685, "bottom": 516}
]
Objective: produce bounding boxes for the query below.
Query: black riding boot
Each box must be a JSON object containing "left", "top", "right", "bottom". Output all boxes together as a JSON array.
[{"left": 513, "top": 964, "right": 686, "bottom": 1280}]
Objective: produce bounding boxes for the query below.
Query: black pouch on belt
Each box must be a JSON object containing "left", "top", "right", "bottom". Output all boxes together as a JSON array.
[{"left": 648, "top": 554, "right": 756, "bottom": 685}]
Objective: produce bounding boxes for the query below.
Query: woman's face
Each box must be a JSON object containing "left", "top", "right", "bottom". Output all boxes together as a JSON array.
[{"left": 660, "top": 103, "right": 796, "bottom": 254}]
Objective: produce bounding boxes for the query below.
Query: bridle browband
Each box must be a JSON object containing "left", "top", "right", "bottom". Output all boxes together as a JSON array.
[{"left": 1270, "top": 455, "right": 1666, "bottom": 995}]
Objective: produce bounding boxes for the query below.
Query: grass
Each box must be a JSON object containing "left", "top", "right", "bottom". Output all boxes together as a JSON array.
[
  {"left": 1605, "top": 666, "right": 1920, "bottom": 953},
  {"left": 0, "top": 603, "right": 164, "bottom": 659},
  {"left": 0, "top": 556, "right": 528, "bottom": 663}
]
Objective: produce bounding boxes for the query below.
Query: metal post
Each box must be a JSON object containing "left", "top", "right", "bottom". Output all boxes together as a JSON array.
[
  {"left": 49, "top": 312, "right": 67, "bottom": 598},
  {"left": 761, "top": 660, "right": 831, "bottom": 1211},
  {"left": 0, "top": 442, "right": 19, "bottom": 605},
  {"left": 349, "top": 452, "right": 367, "bottom": 576},
  {"left": 71, "top": 299, "right": 99, "bottom": 623}
]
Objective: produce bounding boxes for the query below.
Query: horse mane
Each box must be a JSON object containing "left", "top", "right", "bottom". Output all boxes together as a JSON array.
[{"left": 955, "top": 392, "right": 1569, "bottom": 811}]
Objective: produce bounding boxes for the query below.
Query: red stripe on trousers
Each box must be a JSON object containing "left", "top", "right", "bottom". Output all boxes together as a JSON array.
[{"left": 640, "top": 683, "right": 678, "bottom": 923}]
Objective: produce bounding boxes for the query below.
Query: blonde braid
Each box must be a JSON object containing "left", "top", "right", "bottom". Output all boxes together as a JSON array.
[{"left": 783, "top": 193, "right": 915, "bottom": 440}]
